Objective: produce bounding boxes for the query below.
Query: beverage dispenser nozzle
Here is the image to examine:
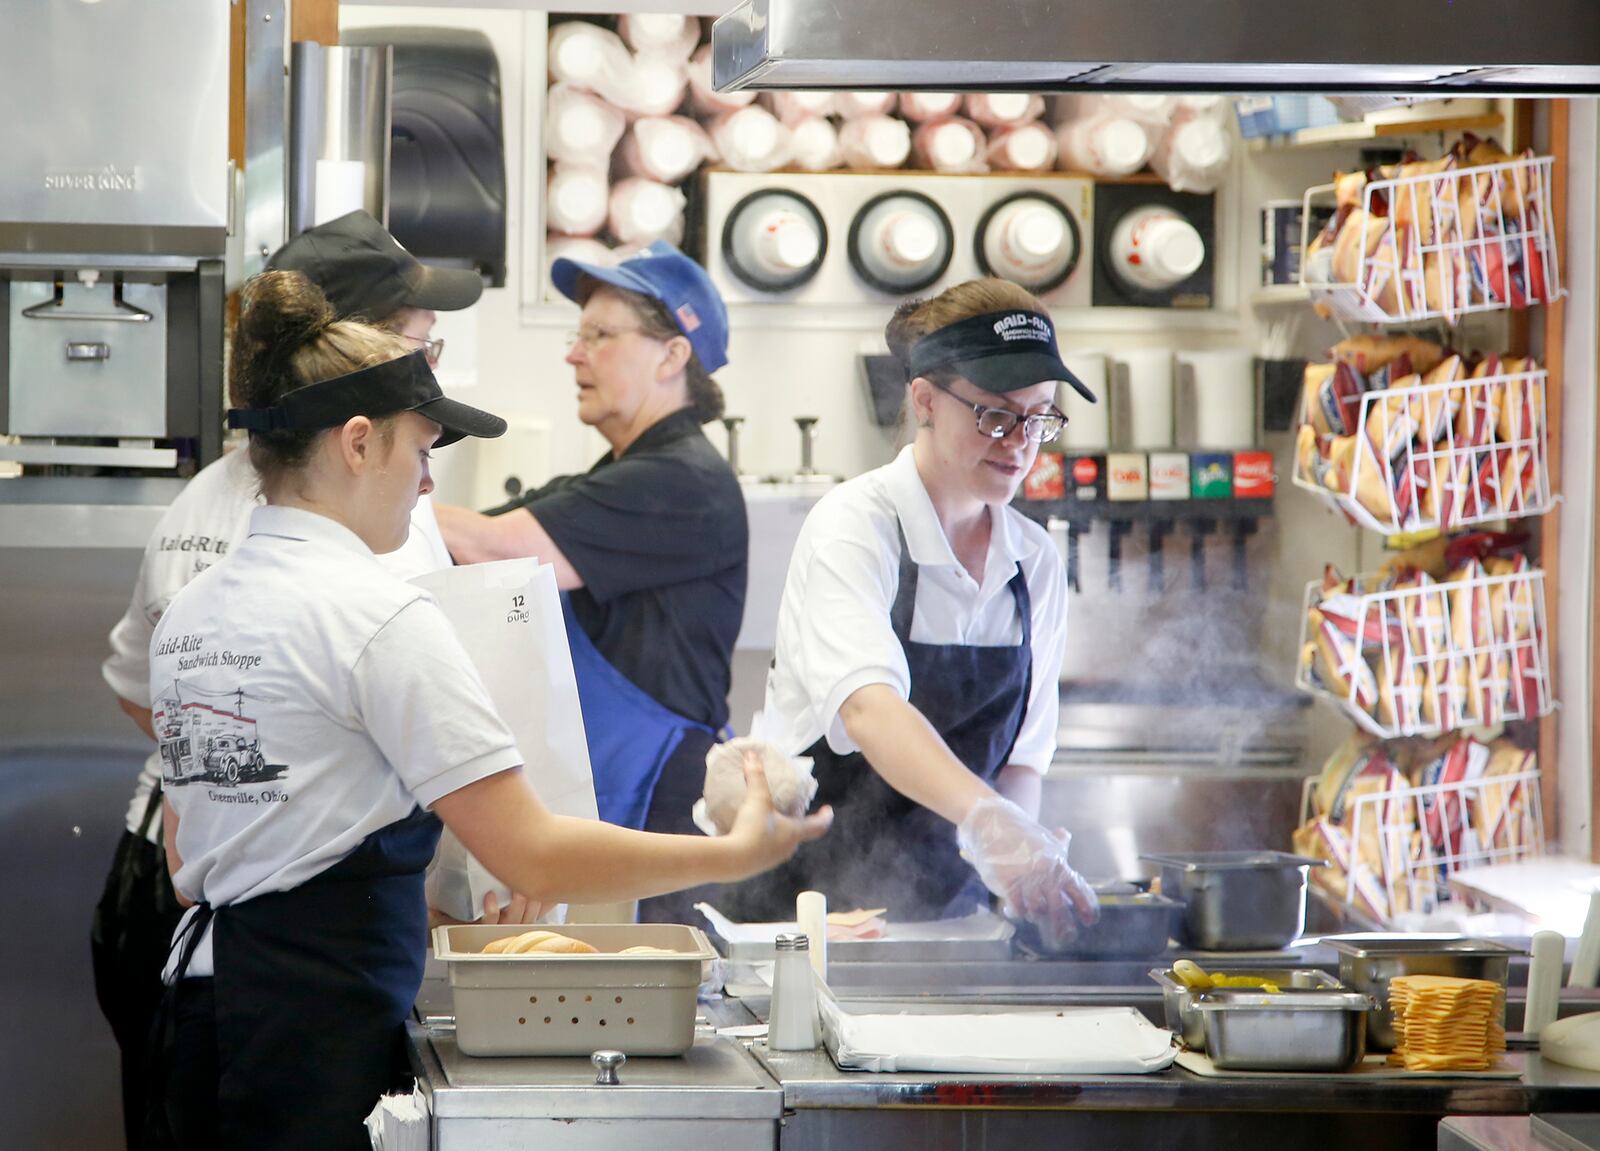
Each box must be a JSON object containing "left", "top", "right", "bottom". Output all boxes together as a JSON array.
[
  {"left": 1231, "top": 519, "right": 1259, "bottom": 592},
  {"left": 1107, "top": 519, "right": 1133, "bottom": 594},
  {"left": 1189, "top": 519, "right": 1215, "bottom": 592},
  {"left": 1147, "top": 520, "right": 1174, "bottom": 594},
  {"left": 1065, "top": 522, "right": 1083, "bottom": 595},
  {"left": 721, "top": 415, "right": 745, "bottom": 478}
]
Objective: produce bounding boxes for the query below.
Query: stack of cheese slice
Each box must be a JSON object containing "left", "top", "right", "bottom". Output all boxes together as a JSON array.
[{"left": 1386, "top": 974, "right": 1506, "bottom": 1071}]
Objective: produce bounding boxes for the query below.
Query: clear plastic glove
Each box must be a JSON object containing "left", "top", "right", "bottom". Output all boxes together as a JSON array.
[{"left": 957, "top": 796, "right": 1099, "bottom": 949}]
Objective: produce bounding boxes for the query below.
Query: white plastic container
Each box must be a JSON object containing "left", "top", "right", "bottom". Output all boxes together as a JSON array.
[
  {"left": 433, "top": 923, "right": 717, "bottom": 1057},
  {"left": 1058, "top": 353, "right": 1111, "bottom": 450},
  {"left": 1058, "top": 116, "right": 1153, "bottom": 177},
  {"left": 833, "top": 91, "right": 896, "bottom": 119},
  {"left": 978, "top": 195, "right": 1078, "bottom": 288},
  {"left": 965, "top": 92, "right": 1044, "bottom": 127},
  {"left": 596, "top": 51, "right": 688, "bottom": 119},
  {"left": 724, "top": 192, "right": 824, "bottom": 288},
  {"left": 1112, "top": 348, "right": 1175, "bottom": 449},
  {"left": 849, "top": 192, "right": 952, "bottom": 292},
  {"left": 608, "top": 178, "right": 686, "bottom": 245},
  {"left": 546, "top": 164, "right": 609, "bottom": 237},
  {"left": 766, "top": 90, "right": 836, "bottom": 125},
  {"left": 790, "top": 116, "right": 842, "bottom": 171},
  {"left": 898, "top": 92, "right": 963, "bottom": 122},
  {"left": 545, "top": 83, "right": 626, "bottom": 165},
  {"left": 987, "top": 122, "right": 1058, "bottom": 172},
  {"left": 616, "top": 116, "right": 713, "bottom": 184},
  {"left": 709, "top": 105, "right": 793, "bottom": 172},
  {"left": 1150, "top": 116, "right": 1233, "bottom": 193},
  {"left": 547, "top": 21, "right": 630, "bottom": 92},
  {"left": 618, "top": 13, "right": 700, "bottom": 60},
  {"left": 1107, "top": 206, "right": 1205, "bottom": 292},
  {"left": 912, "top": 117, "right": 988, "bottom": 174},
  {"left": 839, "top": 115, "right": 912, "bottom": 170}
]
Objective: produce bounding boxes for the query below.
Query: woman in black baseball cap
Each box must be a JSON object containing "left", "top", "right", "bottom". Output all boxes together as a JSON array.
[
  {"left": 720, "top": 278, "right": 1101, "bottom": 951},
  {"left": 92, "top": 213, "right": 496, "bottom": 1151},
  {"left": 141, "top": 270, "right": 829, "bottom": 1151}
]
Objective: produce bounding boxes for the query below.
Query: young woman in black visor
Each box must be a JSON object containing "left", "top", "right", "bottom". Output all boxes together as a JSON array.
[
  {"left": 143, "top": 271, "right": 828, "bottom": 1151},
  {"left": 720, "top": 279, "right": 1098, "bottom": 949}
]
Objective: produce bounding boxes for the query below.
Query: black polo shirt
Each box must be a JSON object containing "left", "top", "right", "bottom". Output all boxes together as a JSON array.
[{"left": 494, "top": 408, "right": 747, "bottom": 729}]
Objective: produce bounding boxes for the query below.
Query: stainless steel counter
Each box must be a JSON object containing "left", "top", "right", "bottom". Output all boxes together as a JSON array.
[{"left": 409, "top": 960, "right": 1600, "bottom": 1151}]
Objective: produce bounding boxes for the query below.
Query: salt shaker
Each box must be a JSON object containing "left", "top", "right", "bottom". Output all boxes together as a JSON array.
[{"left": 768, "top": 932, "right": 821, "bottom": 1051}]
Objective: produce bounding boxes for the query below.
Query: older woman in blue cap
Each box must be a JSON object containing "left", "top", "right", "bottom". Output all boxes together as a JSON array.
[{"left": 435, "top": 242, "right": 744, "bottom": 921}]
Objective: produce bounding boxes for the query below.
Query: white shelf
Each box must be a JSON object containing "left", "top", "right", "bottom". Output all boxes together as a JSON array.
[
  {"left": 1247, "top": 105, "right": 1504, "bottom": 153},
  {"left": 1250, "top": 284, "right": 1311, "bottom": 307}
]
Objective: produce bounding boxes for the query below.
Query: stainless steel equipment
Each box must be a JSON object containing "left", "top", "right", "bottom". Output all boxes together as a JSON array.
[
  {"left": 1150, "top": 966, "right": 1347, "bottom": 1049},
  {"left": 1012, "top": 892, "right": 1182, "bottom": 959},
  {"left": 1195, "top": 988, "right": 1372, "bottom": 1071},
  {"left": 1143, "top": 851, "right": 1322, "bottom": 951},
  {"left": 1326, "top": 937, "right": 1523, "bottom": 1051},
  {"left": 0, "top": 0, "right": 229, "bottom": 486},
  {"left": 289, "top": 43, "right": 394, "bottom": 236},
  {"left": 711, "top": 0, "right": 1600, "bottom": 93},
  {"left": 697, "top": 170, "right": 1092, "bottom": 308},
  {"left": 411, "top": 1024, "right": 782, "bottom": 1151}
]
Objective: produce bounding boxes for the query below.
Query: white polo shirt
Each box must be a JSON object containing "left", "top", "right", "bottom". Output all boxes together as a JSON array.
[
  {"left": 759, "top": 444, "right": 1068, "bottom": 773},
  {"left": 153, "top": 505, "right": 520, "bottom": 977},
  {"left": 103, "top": 449, "right": 455, "bottom": 841}
]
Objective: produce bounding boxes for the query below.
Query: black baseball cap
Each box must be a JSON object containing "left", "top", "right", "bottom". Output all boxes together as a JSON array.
[
  {"left": 227, "top": 350, "right": 506, "bottom": 447},
  {"left": 907, "top": 309, "right": 1097, "bottom": 403},
  {"left": 266, "top": 211, "right": 484, "bottom": 320}
]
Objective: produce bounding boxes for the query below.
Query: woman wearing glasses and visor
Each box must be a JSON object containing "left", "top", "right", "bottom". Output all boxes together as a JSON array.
[{"left": 720, "top": 279, "right": 1100, "bottom": 949}]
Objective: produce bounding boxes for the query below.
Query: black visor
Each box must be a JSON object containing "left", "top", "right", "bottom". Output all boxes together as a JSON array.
[
  {"left": 227, "top": 350, "right": 506, "bottom": 447},
  {"left": 907, "top": 310, "right": 1096, "bottom": 403}
]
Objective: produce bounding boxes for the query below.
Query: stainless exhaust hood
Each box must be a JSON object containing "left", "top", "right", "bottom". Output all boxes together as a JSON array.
[{"left": 712, "top": 0, "right": 1600, "bottom": 94}]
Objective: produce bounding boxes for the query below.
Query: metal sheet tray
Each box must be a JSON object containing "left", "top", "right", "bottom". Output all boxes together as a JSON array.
[{"left": 712, "top": 914, "right": 1016, "bottom": 963}]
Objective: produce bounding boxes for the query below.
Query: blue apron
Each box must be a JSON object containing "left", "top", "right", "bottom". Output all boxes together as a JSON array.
[
  {"left": 562, "top": 593, "right": 717, "bottom": 831},
  {"left": 145, "top": 806, "right": 441, "bottom": 1151},
  {"left": 722, "top": 521, "right": 1033, "bottom": 923}
]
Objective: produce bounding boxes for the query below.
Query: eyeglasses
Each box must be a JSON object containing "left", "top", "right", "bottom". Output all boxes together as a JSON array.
[
  {"left": 931, "top": 380, "right": 1068, "bottom": 443},
  {"left": 565, "top": 324, "right": 648, "bottom": 350},
  {"left": 399, "top": 333, "right": 445, "bottom": 365}
]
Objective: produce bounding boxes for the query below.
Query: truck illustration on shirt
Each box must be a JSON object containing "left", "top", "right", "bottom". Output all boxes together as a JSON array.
[{"left": 153, "top": 686, "right": 269, "bottom": 787}]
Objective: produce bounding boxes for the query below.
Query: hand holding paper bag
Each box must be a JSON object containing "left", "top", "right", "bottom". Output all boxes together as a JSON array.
[{"left": 411, "top": 558, "right": 599, "bottom": 923}]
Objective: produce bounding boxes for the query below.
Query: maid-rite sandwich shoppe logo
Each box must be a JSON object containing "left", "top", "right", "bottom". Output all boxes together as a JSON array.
[
  {"left": 992, "top": 312, "right": 1051, "bottom": 342},
  {"left": 44, "top": 164, "right": 138, "bottom": 192}
]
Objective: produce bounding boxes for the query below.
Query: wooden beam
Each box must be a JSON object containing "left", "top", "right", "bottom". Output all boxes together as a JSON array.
[
  {"left": 292, "top": 0, "right": 339, "bottom": 46},
  {"left": 1538, "top": 100, "right": 1567, "bottom": 855}
]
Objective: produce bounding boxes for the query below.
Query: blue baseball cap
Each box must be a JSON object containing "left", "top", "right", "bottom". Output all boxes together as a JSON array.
[{"left": 551, "top": 241, "right": 729, "bottom": 374}]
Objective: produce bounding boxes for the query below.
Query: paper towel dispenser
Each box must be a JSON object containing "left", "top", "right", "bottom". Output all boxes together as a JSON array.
[{"left": 343, "top": 28, "right": 507, "bottom": 288}]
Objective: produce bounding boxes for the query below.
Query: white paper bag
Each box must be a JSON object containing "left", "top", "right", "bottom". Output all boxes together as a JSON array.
[{"left": 412, "top": 558, "right": 598, "bottom": 921}]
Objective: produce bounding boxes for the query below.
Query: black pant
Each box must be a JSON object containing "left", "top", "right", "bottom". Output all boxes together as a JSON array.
[
  {"left": 91, "top": 829, "right": 186, "bottom": 1151},
  {"left": 151, "top": 979, "right": 221, "bottom": 1150}
]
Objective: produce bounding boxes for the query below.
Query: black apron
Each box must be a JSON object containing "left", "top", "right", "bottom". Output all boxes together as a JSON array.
[
  {"left": 145, "top": 805, "right": 441, "bottom": 1151},
  {"left": 722, "top": 522, "right": 1033, "bottom": 923}
]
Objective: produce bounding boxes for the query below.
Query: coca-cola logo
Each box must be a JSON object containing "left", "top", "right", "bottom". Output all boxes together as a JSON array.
[
  {"left": 1235, "top": 457, "right": 1272, "bottom": 479},
  {"left": 1071, "top": 458, "right": 1099, "bottom": 484}
]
